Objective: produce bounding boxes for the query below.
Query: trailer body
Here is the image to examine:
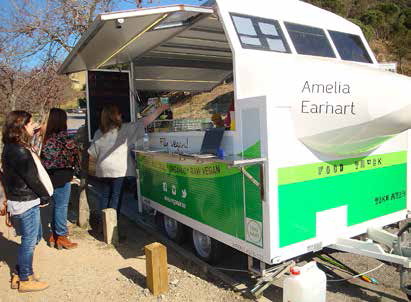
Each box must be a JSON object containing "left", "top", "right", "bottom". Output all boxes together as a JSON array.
[{"left": 59, "top": 0, "right": 411, "bottom": 266}]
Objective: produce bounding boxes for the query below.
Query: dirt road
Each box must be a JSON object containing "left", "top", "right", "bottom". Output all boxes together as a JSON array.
[{"left": 0, "top": 215, "right": 247, "bottom": 302}]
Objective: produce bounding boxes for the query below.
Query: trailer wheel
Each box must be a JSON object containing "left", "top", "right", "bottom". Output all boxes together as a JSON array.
[
  {"left": 158, "top": 213, "right": 187, "bottom": 244},
  {"left": 192, "top": 229, "right": 222, "bottom": 264}
]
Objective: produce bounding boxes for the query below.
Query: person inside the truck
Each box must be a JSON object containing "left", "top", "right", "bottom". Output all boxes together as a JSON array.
[{"left": 211, "top": 113, "right": 225, "bottom": 128}]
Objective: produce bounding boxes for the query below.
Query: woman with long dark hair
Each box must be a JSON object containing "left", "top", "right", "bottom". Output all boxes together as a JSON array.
[
  {"left": 2, "top": 110, "right": 52, "bottom": 292},
  {"left": 41, "top": 108, "right": 80, "bottom": 249}
]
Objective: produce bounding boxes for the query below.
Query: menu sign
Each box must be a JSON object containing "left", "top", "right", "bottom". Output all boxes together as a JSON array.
[{"left": 87, "top": 70, "right": 131, "bottom": 141}]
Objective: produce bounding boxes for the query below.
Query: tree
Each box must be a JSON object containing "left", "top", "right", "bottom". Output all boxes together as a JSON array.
[
  {"left": 0, "top": 0, "right": 120, "bottom": 62},
  {"left": 24, "top": 63, "right": 79, "bottom": 116},
  {"left": 0, "top": 0, "right": 201, "bottom": 62},
  {"left": 360, "top": 9, "right": 386, "bottom": 38},
  {"left": 0, "top": 61, "right": 78, "bottom": 119},
  {"left": 390, "top": 29, "right": 411, "bottom": 74}
]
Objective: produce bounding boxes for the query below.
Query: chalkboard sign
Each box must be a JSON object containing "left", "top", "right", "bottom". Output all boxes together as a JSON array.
[{"left": 87, "top": 70, "right": 132, "bottom": 141}]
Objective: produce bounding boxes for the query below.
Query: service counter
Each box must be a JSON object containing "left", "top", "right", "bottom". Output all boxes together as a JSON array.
[
  {"left": 133, "top": 149, "right": 265, "bottom": 168},
  {"left": 147, "top": 130, "right": 236, "bottom": 155}
]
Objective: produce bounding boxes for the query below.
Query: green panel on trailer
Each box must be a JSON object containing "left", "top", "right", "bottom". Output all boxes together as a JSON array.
[
  {"left": 138, "top": 155, "right": 263, "bottom": 241},
  {"left": 278, "top": 151, "right": 407, "bottom": 247}
]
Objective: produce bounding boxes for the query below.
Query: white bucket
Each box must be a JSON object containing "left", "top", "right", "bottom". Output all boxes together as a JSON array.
[{"left": 283, "top": 261, "right": 326, "bottom": 302}]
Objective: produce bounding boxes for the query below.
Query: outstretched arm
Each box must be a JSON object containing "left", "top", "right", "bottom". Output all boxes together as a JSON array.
[{"left": 142, "top": 104, "right": 170, "bottom": 127}]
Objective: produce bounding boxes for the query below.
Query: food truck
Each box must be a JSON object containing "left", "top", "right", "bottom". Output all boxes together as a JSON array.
[{"left": 59, "top": 0, "right": 411, "bottom": 296}]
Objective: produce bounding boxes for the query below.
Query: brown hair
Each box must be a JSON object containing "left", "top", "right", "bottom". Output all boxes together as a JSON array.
[
  {"left": 44, "top": 108, "right": 67, "bottom": 140},
  {"left": 2, "top": 110, "right": 32, "bottom": 146},
  {"left": 100, "top": 104, "right": 122, "bottom": 134}
]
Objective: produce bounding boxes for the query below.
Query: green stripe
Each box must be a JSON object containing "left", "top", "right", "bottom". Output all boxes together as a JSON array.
[
  {"left": 242, "top": 141, "right": 261, "bottom": 159},
  {"left": 138, "top": 154, "right": 239, "bottom": 179},
  {"left": 278, "top": 151, "right": 407, "bottom": 185}
]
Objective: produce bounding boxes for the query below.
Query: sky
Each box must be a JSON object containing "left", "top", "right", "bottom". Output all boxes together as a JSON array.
[
  {"left": 0, "top": 0, "right": 209, "bottom": 68},
  {"left": 0, "top": 0, "right": 208, "bottom": 10}
]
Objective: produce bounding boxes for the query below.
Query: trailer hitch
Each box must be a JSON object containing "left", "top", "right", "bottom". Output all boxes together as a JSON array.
[
  {"left": 397, "top": 222, "right": 411, "bottom": 299},
  {"left": 330, "top": 223, "right": 411, "bottom": 299}
]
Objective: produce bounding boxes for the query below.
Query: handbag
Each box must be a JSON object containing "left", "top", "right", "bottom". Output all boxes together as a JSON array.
[
  {"left": 0, "top": 171, "right": 12, "bottom": 227},
  {"left": 29, "top": 150, "right": 54, "bottom": 196},
  {"left": 0, "top": 200, "right": 12, "bottom": 227}
]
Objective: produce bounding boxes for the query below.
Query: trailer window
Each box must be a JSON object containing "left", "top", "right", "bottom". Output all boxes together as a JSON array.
[
  {"left": 329, "top": 30, "right": 373, "bottom": 63},
  {"left": 285, "top": 22, "right": 335, "bottom": 58},
  {"left": 231, "top": 14, "right": 290, "bottom": 53}
]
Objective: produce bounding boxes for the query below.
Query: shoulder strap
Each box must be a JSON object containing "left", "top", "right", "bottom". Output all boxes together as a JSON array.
[{"left": 30, "top": 150, "right": 54, "bottom": 196}]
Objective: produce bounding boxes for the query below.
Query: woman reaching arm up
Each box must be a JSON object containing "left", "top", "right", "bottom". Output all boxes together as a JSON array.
[{"left": 88, "top": 103, "right": 168, "bottom": 229}]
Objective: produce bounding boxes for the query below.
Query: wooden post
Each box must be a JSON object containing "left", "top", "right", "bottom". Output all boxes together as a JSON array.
[
  {"left": 78, "top": 177, "right": 90, "bottom": 229},
  {"left": 145, "top": 242, "right": 169, "bottom": 296},
  {"left": 102, "top": 208, "right": 119, "bottom": 245}
]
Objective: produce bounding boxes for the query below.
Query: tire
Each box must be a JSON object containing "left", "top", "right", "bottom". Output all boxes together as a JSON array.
[
  {"left": 405, "top": 285, "right": 411, "bottom": 301},
  {"left": 158, "top": 213, "right": 187, "bottom": 244},
  {"left": 192, "top": 229, "right": 223, "bottom": 264}
]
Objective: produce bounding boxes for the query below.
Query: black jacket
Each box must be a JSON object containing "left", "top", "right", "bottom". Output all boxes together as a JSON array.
[{"left": 1, "top": 143, "right": 51, "bottom": 202}]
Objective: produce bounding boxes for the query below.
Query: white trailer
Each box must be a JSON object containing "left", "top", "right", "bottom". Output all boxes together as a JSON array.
[{"left": 59, "top": 0, "right": 411, "bottom": 297}]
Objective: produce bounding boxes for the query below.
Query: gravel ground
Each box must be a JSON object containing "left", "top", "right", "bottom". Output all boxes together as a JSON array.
[
  {"left": 1, "top": 210, "right": 410, "bottom": 302},
  {"left": 0, "top": 215, "right": 249, "bottom": 302}
]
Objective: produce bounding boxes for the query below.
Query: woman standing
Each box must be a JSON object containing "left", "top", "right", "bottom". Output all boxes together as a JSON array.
[
  {"left": 2, "top": 110, "right": 52, "bottom": 292},
  {"left": 88, "top": 104, "right": 142, "bottom": 215},
  {"left": 41, "top": 108, "right": 80, "bottom": 249},
  {"left": 88, "top": 104, "right": 167, "bottom": 221}
]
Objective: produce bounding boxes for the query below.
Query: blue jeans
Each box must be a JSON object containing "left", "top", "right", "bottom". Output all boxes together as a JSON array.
[
  {"left": 100, "top": 177, "right": 125, "bottom": 212},
  {"left": 52, "top": 182, "right": 71, "bottom": 236},
  {"left": 13, "top": 205, "right": 42, "bottom": 281}
]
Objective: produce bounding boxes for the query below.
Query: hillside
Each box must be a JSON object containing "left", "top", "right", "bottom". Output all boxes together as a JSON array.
[
  {"left": 306, "top": 0, "right": 410, "bottom": 74},
  {"left": 171, "top": 83, "right": 233, "bottom": 120}
]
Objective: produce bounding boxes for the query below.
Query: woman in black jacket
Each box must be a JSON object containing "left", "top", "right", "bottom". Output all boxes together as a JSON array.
[{"left": 1, "top": 110, "right": 52, "bottom": 292}]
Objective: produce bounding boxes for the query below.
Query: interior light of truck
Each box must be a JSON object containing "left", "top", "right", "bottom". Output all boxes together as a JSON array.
[
  {"left": 134, "top": 78, "right": 220, "bottom": 83},
  {"left": 149, "top": 50, "right": 228, "bottom": 59},
  {"left": 153, "top": 11, "right": 198, "bottom": 31},
  {"left": 96, "top": 13, "right": 169, "bottom": 68}
]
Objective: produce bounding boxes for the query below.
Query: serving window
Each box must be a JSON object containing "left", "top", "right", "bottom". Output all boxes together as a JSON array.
[
  {"left": 328, "top": 30, "right": 373, "bottom": 63},
  {"left": 285, "top": 22, "right": 335, "bottom": 58},
  {"left": 230, "top": 13, "right": 290, "bottom": 53}
]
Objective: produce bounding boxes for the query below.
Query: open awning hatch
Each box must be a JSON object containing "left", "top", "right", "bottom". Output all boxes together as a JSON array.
[{"left": 59, "top": 5, "right": 233, "bottom": 92}]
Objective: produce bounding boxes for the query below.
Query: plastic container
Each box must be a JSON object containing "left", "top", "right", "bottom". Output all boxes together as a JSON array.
[
  {"left": 143, "top": 132, "right": 149, "bottom": 151},
  {"left": 283, "top": 261, "right": 326, "bottom": 302},
  {"left": 217, "top": 148, "right": 225, "bottom": 159}
]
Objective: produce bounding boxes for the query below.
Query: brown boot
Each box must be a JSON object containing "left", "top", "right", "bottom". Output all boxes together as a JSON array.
[
  {"left": 11, "top": 273, "right": 40, "bottom": 289},
  {"left": 56, "top": 235, "right": 78, "bottom": 250},
  {"left": 18, "top": 280, "right": 49, "bottom": 292},
  {"left": 48, "top": 233, "right": 56, "bottom": 248}
]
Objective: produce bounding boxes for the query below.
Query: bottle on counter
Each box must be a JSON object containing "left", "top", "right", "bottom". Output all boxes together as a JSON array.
[{"left": 143, "top": 132, "right": 149, "bottom": 151}]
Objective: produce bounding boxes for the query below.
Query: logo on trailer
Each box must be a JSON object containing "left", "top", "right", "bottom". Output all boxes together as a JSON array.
[{"left": 245, "top": 218, "right": 263, "bottom": 247}]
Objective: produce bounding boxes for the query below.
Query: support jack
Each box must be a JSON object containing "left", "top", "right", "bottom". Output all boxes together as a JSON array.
[{"left": 248, "top": 256, "right": 294, "bottom": 298}]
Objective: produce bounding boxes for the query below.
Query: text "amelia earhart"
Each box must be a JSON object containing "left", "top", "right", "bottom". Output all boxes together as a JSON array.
[{"left": 301, "top": 81, "right": 356, "bottom": 115}]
